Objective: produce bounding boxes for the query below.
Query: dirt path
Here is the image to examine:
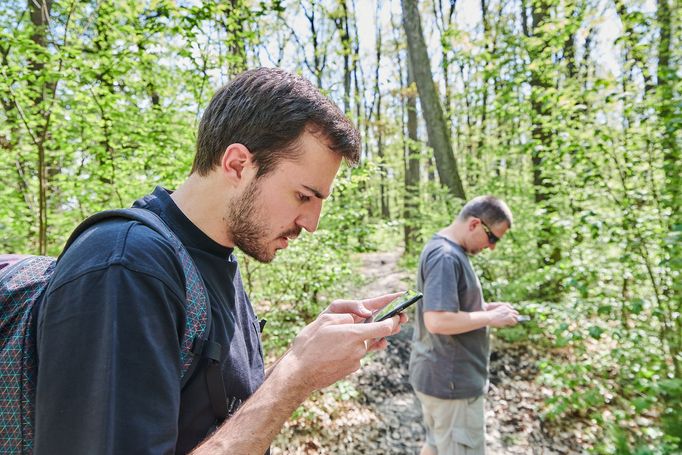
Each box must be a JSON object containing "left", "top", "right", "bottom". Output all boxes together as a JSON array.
[{"left": 273, "top": 250, "right": 584, "bottom": 454}]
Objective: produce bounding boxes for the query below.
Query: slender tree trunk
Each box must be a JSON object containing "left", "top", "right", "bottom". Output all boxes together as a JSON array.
[
  {"left": 281, "top": 3, "right": 325, "bottom": 88},
  {"left": 374, "top": 4, "right": 388, "bottom": 219},
  {"left": 526, "top": 0, "right": 561, "bottom": 266},
  {"left": 401, "top": 0, "right": 466, "bottom": 200},
  {"left": 93, "top": 3, "right": 116, "bottom": 188},
  {"left": 344, "top": 0, "right": 364, "bottom": 155},
  {"left": 460, "top": 62, "right": 477, "bottom": 184},
  {"left": 300, "top": 2, "right": 326, "bottom": 88},
  {"left": 433, "top": 0, "right": 453, "bottom": 126},
  {"left": 333, "top": 0, "right": 352, "bottom": 115},
  {"left": 563, "top": 2, "right": 589, "bottom": 248},
  {"left": 225, "top": 0, "right": 248, "bottom": 76},
  {"left": 350, "top": 0, "right": 362, "bottom": 130},
  {"left": 478, "top": 0, "right": 495, "bottom": 159},
  {"left": 427, "top": 156, "right": 436, "bottom": 184},
  {"left": 404, "top": 59, "right": 421, "bottom": 253},
  {"left": 655, "top": 0, "right": 680, "bottom": 378},
  {"left": 614, "top": 0, "right": 654, "bottom": 94},
  {"left": 29, "top": 0, "right": 53, "bottom": 255},
  {"left": 1, "top": 73, "right": 38, "bottom": 237}
]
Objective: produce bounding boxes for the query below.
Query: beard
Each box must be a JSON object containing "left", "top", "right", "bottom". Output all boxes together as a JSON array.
[{"left": 227, "top": 179, "right": 301, "bottom": 263}]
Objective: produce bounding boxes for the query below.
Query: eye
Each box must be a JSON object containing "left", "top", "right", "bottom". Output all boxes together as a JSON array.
[{"left": 297, "top": 193, "right": 311, "bottom": 203}]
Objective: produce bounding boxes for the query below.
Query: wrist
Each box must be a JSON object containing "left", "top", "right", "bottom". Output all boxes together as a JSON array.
[{"left": 269, "top": 352, "right": 314, "bottom": 401}]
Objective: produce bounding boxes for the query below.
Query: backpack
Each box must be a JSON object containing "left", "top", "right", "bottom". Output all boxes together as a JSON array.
[{"left": 0, "top": 208, "right": 228, "bottom": 454}]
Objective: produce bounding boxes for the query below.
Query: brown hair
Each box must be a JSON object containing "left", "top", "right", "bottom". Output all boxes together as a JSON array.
[{"left": 193, "top": 67, "right": 360, "bottom": 177}]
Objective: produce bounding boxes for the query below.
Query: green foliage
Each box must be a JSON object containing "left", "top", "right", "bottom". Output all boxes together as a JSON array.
[
  {"left": 320, "top": 164, "right": 382, "bottom": 252},
  {"left": 243, "top": 228, "right": 359, "bottom": 355},
  {"left": 658, "top": 378, "right": 682, "bottom": 446},
  {"left": 0, "top": 0, "right": 201, "bottom": 254}
]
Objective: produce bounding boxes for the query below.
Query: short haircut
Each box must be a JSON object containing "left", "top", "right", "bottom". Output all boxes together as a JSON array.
[
  {"left": 457, "top": 195, "right": 513, "bottom": 228},
  {"left": 193, "top": 67, "right": 360, "bottom": 177}
]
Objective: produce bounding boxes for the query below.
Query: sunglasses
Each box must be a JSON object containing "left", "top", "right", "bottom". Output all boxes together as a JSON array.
[{"left": 480, "top": 220, "right": 500, "bottom": 245}]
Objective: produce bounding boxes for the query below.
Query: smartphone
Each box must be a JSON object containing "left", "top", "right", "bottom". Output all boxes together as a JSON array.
[
  {"left": 368, "top": 290, "right": 423, "bottom": 323},
  {"left": 516, "top": 315, "right": 531, "bottom": 323}
]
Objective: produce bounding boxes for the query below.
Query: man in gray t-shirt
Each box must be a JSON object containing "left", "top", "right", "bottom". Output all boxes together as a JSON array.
[{"left": 409, "top": 196, "right": 519, "bottom": 455}]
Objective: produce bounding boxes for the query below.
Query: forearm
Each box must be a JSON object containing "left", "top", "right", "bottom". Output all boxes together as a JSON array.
[
  {"left": 424, "top": 310, "right": 492, "bottom": 335},
  {"left": 191, "top": 363, "right": 309, "bottom": 455},
  {"left": 483, "top": 301, "right": 511, "bottom": 311},
  {"left": 193, "top": 305, "right": 403, "bottom": 454},
  {"left": 263, "top": 349, "right": 290, "bottom": 379}
]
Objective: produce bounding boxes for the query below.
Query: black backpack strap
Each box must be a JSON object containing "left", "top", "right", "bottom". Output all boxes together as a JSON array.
[
  {"left": 60, "top": 208, "right": 229, "bottom": 419},
  {"left": 192, "top": 338, "right": 228, "bottom": 421}
]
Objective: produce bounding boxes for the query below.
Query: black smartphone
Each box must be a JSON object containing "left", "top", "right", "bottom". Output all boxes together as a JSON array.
[{"left": 368, "top": 290, "right": 423, "bottom": 323}]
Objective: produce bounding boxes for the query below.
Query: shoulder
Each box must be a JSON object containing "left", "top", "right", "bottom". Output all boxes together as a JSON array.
[
  {"left": 51, "top": 218, "right": 185, "bottom": 294},
  {"left": 421, "top": 237, "right": 464, "bottom": 268}
]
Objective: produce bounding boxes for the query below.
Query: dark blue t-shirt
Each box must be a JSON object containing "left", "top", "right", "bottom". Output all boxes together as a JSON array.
[{"left": 35, "top": 187, "right": 265, "bottom": 454}]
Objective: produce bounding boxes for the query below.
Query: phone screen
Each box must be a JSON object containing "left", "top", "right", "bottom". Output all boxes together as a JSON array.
[{"left": 370, "top": 290, "right": 423, "bottom": 322}]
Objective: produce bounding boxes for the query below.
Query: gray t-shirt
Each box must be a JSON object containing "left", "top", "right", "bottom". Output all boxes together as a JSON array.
[{"left": 409, "top": 234, "right": 490, "bottom": 399}]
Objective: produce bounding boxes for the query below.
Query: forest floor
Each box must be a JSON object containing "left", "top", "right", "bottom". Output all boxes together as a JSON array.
[{"left": 272, "top": 250, "right": 591, "bottom": 454}]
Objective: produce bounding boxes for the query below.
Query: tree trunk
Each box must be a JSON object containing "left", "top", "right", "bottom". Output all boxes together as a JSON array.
[
  {"left": 309, "top": 8, "right": 323, "bottom": 88},
  {"left": 478, "top": 0, "right": 495, "bottom": 157},
  {"left": 404, "top": 59, "right": 421, "bottom": 253},
  {"left": 29, "top": 0, "right": 53, "bottom": 255},
  {"left": 225, "top": 0, "right": 248, "bottom": 76},
  {"left": 526, "top": 0, "right": 561, "bottom": 266},
  {"left": 432, "top": 0, "right": 454, "bottom": 126},
  {"left": 333, "top": 0, "right": 352, "bottom": 115},
  {"left": 401, "top": 0, "right": 466, "bottom": 200},
  {"left": 614, "top": 0, "right": 654, "bottom": 94},
  {"left": 655, "top": 0, "right": 680, "bottom": 379},
  {"left": 374, "top": 4, "right": 388, "bottom": 219}
]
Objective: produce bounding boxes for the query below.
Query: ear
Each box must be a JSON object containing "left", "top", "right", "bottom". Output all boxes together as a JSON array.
[
  {"left": 468, "top": 217, "right": 479, "bottom": 231},
  {"left": 220, "top": 143, "right": 253, "bottom": 183}
]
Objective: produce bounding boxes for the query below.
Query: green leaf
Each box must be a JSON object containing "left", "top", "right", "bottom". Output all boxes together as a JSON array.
[{"left": 588, "top": 326, "right": 604, "bottom": 339}]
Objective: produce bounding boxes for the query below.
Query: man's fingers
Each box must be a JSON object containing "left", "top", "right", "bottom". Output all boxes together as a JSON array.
[
  {"left": 359, "top": 292, "right": 404, "bottom": 312},
  {"left": 318, "top": 312, "right": 356, "bottom": 325},
  {"left": 325, "top": 300, "right": 372, "bottom": 319},
  {"left": 367, "top": 337, "right": 388, "bottom": 352},
  {"left": 347, "top": 317, "right": 401, "bottom": 340}
]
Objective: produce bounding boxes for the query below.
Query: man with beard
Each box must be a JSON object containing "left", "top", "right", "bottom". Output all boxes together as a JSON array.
[
  {"left": 409, "top": 196, "right": 519, "bottom": 455},
  {"left": 34, "top": 68, "right": 405, "bottom": 455}
]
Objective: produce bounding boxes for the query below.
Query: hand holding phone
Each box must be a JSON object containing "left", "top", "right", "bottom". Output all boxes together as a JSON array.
[{"left": 366, "top": 290, "right": 423, "bottom": 323}]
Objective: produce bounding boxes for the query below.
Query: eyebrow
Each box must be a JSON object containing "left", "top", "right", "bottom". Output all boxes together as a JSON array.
[{"left": 302, "top": 185, "right": 328, "bottom": 200}]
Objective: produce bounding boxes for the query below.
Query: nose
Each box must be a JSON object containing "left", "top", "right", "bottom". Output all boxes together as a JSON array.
[
  {"left": 488, "top": 241, "right": 496, "bottom": 251},
  {"left": 296, "top": 200, "right": 323, "bottom": 233}
]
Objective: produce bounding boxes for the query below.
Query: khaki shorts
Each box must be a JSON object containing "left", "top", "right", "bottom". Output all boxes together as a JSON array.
[{"left": 415, "top": 391, "right": 486, "bottom": 455}]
